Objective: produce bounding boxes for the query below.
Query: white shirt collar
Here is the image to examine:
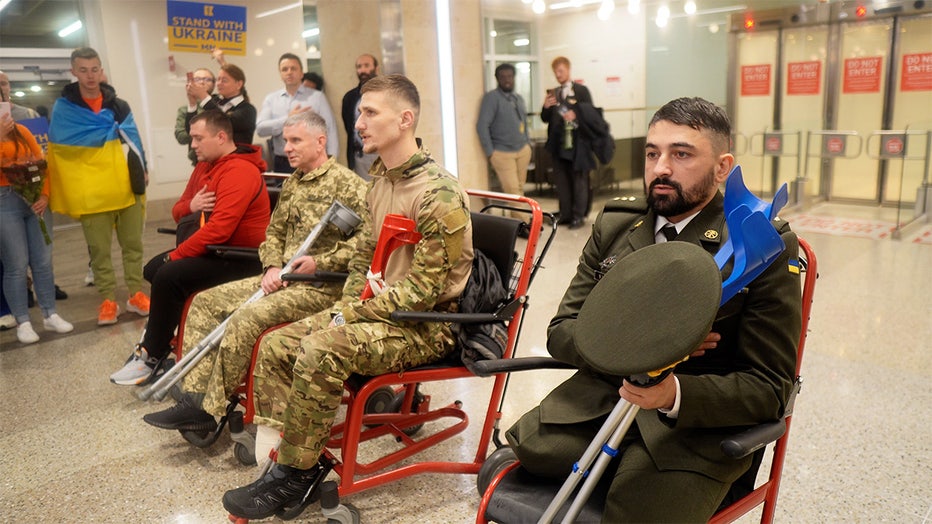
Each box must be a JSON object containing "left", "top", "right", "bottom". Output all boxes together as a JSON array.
[{"left": 654, "top": 210, "right": 701, "bottom": 240}]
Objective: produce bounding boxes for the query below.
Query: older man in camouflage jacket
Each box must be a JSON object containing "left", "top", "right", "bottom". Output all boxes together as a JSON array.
[{"left": 143, "top": 111, "right": 367, "bottom": 431}]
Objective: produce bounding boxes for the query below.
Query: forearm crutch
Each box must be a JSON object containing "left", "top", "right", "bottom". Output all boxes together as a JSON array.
[{"left": 137, "top": 200, "right": 362, "bottom": 402}]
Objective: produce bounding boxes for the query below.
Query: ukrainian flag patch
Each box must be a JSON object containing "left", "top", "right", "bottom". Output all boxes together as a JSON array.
[{"left": 788, "top": 259, "right": 800, "bottom": 274}]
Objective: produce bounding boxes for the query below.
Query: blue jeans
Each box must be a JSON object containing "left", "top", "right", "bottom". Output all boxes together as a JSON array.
[{"left": 0, "top": 186, "right": 57, "bottom": 323}]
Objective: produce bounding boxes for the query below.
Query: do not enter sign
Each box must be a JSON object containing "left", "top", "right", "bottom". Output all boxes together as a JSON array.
[
  {"left": 823, "top": 135, "right": 847, "bottom": 157},
  {"left": 882, "top": 135, "right": 906, "bottom": 158}
]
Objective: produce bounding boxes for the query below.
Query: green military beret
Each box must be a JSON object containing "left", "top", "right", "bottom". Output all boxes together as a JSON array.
[{"left": 573, "top": 242, "right": 722, "bottom": 377}]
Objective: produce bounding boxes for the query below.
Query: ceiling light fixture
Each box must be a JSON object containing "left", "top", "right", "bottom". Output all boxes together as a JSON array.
[
  {"left": 684, "top": 1, "right": 697, "bottom": 14},
  {"left": 301, "top": 27, "right": 319, "bottom": 38},
  {"left": 0, "top": 0, "right": 12, "bottom": 15},
  {"left": 532, "top": 0, "right": 546, "bottom": 14},
  {"left": 513, "top": 38, "right": 530, "bottom": 46},
  {"left": 58, "top": 20, "right": 83, "bottom": 38},
  {"left": 598, "top": 0, "right": 615, "bottom": 20},
  {"left": 255, "top": 2, "right": 301, "bottom": 19}
]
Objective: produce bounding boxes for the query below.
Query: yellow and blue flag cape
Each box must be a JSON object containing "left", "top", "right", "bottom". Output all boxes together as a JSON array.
[{"left": 47, "top": 98, "right": 146, "bottom": 217}]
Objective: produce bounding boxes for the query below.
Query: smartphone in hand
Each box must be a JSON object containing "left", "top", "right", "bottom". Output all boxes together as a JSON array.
[{"left": 0, "top": 101, "right": 11, "bottom": 120}]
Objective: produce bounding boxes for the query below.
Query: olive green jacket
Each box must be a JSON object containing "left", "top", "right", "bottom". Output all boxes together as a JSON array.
[{"left": 542, "top": 192, "right": 802, "bottom": 483}]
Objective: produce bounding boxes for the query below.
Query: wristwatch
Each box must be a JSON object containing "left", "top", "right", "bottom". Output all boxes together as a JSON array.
[{"left": 332, "top": 313, "right": 345, "bottom": 327}]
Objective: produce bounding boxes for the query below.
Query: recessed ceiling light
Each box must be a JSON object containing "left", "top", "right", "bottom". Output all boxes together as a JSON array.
[{"left": 58, "top": 20, "right": 83, "bottom": 38}]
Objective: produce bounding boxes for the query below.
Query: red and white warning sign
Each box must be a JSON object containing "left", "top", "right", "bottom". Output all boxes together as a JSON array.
[{"left": 882, "top": 135, "right": 906, "bottom": 157}]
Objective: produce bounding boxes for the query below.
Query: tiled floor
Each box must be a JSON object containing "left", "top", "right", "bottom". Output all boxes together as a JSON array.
[{"left": 1, "top": 189, "right": 930, "bottom": 523}]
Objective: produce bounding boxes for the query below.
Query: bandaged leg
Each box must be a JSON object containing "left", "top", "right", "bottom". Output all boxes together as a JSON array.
[{"left": 255, "top": 424, "right": 282, "bottom": 470}]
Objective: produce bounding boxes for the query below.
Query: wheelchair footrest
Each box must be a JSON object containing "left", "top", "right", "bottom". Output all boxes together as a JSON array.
[{"left": 484, "top": 466, "right": 606, "bottom": 524}]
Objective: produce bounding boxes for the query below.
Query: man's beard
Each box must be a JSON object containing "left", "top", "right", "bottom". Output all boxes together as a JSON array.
[
  {"left": 646, "top": 169, "right": 718, "bottom": 218},
  {"left": 358, "top": 72, "right": 375, "bottom": 85}
]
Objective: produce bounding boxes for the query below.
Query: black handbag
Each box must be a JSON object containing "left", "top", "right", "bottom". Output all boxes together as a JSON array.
[{"left": 175, "top": 211, "right": 209, "bottom": 245}]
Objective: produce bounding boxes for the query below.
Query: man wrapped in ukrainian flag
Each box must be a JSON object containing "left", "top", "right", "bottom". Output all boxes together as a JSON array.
[{"left": 48, "top": 47, "right": 151, "bottom": 326}]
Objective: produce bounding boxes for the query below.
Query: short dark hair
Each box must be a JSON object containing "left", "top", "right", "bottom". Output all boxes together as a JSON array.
[
  {"left": 494, "top": 63, "right": 516, "bottom": 78},
  {"left": 361, "top": 74, "right": 420, "bottom": 118},
  {"left": 71, "top": 47, "right": 100, "bottom": 65},
  {"left": 190, "top": 109, "right": 233, "bottom": 137},
  {"left": 649, "top": 97, "right": 732, "bottom": 152},
  {"left": 302, "top": 72, "right": 324, "bottom": 90},
  {"left": 278, "top": 53, "right": 303, "bottom": 70}
]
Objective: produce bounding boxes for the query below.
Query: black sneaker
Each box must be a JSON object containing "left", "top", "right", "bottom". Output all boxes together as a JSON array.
[
  {"left": 223, "top": 463, "right": 323, "bottom": 520},
  {"left": 142, "top": 394, "right": 216, "bottom": 431},
  {"left": 55, "top": 285, "right": 68, "bottom": 300}
]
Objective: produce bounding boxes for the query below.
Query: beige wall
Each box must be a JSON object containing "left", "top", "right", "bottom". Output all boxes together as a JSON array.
[{"left": 317, "top": 0, "right": 382, "bottom": 167}]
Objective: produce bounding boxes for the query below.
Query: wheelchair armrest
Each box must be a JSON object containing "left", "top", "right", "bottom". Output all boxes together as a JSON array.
[
  {"left": 157, "top": 227, "right": 177, "bottom": 235},
  {"left": 390, "top": 298, "right": 523, "bottom": 324},
  {"left": 469, "top": 356, "right": 575, "bottom": 377},
  {"left": 719, "top": 377, "right": 800, "bottom": 459},
  {"left": 281, "top": 271, "right": 349, "bottom": 283},
  {"left": 206, "top": 245, "right": 260, "bottom": 260},
  {"left": 720, "top": 420, "right": 787, "bottom": 459}
]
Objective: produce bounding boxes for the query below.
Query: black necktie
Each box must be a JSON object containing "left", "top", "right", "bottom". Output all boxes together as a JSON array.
[{"left": 661, "top": 224, "right": 678, "bottom": 242}]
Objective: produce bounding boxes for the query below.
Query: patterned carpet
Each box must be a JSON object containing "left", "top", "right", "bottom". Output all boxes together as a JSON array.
[{"left": 784, "top": 213, "right": 897, "bottom": 240}]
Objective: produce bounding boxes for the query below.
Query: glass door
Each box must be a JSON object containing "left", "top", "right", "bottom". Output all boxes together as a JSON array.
[
  {"left": 733, "top": 30, "right": 778, "bottom": 195},
  {"left": 781, "top": 25, "right": 829, "bottom": 199},
  {"left": 830, "top": 19, "right": 892, "bottom": 201},
  {"left": 885, "top": 14, "right": 932, "bottom": 205}
]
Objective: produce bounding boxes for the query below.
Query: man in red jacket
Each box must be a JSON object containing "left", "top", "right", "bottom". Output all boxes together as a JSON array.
[{"left": 110, "top": 110, "right": 270, "bottom": 386}]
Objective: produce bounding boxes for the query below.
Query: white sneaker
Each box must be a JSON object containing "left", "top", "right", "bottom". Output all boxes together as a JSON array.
[
  {"left": 0, "top": 314, "right": 15, "bottom": 330},
  {"left": 84, "top": 267, "right": 95, "bottom": 286},
  {"left": 109, "top": 346, "right": 158, "bottom": 386},
  {"left": 43, "top": 314, "right": 74, "bottom": 333},
  {"left": 17, "top": 322, "right": 39, "bottom": 344}
]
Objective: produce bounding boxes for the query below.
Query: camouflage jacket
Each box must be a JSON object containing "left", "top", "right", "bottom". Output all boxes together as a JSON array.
[
  {"left": 336, "top": 146, "right": 474, "bottom": 324},
  {"left": 258, "top": 157, "right": 368, "bottom": 273}
]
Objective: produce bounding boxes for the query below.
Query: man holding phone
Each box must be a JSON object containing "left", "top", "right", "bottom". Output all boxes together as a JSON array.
[
  {"left": 541, "top": 56, "right": 595, "bottom": 230},
  {"left": 175, "top": 68, "right": 217, "bottom": 165}
]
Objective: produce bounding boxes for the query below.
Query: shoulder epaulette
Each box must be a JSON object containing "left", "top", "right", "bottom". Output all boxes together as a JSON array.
[{"left": 604, "top": 195, "right": 648, "bottom": 214}]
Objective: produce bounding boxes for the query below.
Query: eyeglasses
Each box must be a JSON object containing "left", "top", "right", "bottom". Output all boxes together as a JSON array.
[{"left": 192, "top": 77, "right": 214, "bottom": 83}]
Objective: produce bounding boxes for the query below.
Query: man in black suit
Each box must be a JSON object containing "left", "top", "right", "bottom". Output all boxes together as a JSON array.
[
  {"left": 541, "top": 56, "right": 594, "bottom": 229},
  {"left": 341, "top": 53, "right": 379, "bottom": 180}
]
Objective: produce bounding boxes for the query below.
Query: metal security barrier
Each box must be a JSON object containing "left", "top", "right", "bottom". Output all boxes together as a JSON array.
[
  {"left": 803, "top": 130, "right": 864, "bottom": 205},
  {"left": 867, "top": 129, "right": 932, "bottom": 239},
  {"left": 748, "top": 130, "right": 802, "bottom": 205}
]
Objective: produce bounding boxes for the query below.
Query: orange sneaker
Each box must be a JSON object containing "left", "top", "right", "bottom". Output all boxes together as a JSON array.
[
  {"left": 127, "top": 291, "right": 150, "bottom": 317},
  {"left": 98, "top": 299, "right": 120, "bottom": 326}
]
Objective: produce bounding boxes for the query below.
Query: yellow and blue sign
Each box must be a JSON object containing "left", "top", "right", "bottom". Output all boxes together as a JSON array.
[{"left": 167, "top": 0, "right": 247, "bottom": 56}]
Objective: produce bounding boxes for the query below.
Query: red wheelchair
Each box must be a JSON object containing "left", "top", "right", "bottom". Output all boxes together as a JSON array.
[{"left": 475, "top": 237, "right": 818, "bottom": 524}]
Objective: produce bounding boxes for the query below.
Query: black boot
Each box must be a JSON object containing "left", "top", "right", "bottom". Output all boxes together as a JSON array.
[
  {"left": 223, "top": 462, "right": 325, "bottom": 520},
  {"left": 142, "top": 392, "right": 216, "bottom": 431}
]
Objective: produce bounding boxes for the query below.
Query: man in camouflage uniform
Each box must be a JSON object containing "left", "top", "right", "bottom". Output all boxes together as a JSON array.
[
  {"left": 222, "top": 74, "right": 474, "bottom": 521},
  {"left": 142, "top": 111, "right": 367, "bottom": 431}
]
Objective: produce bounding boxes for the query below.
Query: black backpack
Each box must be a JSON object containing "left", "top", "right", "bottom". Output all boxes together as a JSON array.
[{"left": 456, "top": 249, "right": 510, "bottom": 372}]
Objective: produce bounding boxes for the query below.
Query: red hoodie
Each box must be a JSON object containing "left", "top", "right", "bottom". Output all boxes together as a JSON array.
[{"left": 169, "top": 144, "right": 270, "bottom": 260}]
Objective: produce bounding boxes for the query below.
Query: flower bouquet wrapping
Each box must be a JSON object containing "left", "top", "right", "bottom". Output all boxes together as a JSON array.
[{"left": 2, "top": 157, "right": 51, "bottom": 244}]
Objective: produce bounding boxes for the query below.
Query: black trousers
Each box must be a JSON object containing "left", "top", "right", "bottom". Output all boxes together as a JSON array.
[
  {"left": 141, "top": 252, "right": 262, "bottom": 360},
  {"left": 552, "top": 158, "right": 590, "bottom": 223}
]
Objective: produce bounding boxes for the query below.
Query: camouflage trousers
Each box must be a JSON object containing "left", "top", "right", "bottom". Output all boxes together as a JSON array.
[
  {"left": 252, "top": 311, "right": 455, "bottom": 469},
  {"left": 179, "top": 275, "right": 342, "bottom": 417}
]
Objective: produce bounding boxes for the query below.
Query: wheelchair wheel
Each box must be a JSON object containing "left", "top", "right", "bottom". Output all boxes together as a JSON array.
[
  {"left": 477, "top": 446, "right": 517, "bottom": 495},
  {"left": 180, "top": 429, "right": 215, "bottom": 448},
  {"left": 327, "top": 503, "right": 360, "bottom": 524},
  {"left": 233, "top": 442, "right": 257, "bottom": 466},
  {"left": 389, "top": 389, "right": 425, "bottom": 436},
  {"left": 363, "top": 386, "right": 397, "bottom": 429}
]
